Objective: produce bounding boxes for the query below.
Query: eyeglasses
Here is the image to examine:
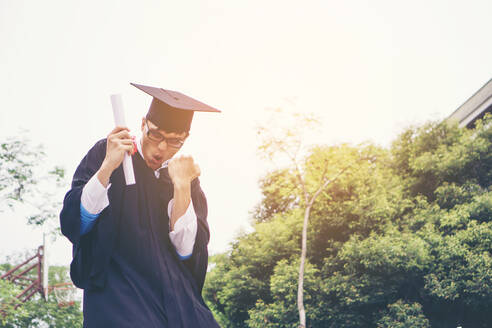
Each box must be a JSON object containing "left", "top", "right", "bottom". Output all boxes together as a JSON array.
[{"left": 145, "top": 121, "right": 186, "bottom": 149}]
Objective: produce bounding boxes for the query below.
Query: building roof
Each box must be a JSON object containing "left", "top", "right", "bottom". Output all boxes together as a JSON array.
[{"left": 447, "top": 78, "right": 492, "bottom": 128}]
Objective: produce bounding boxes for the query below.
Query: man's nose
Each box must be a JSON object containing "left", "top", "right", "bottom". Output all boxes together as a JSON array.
[{"left": 157, "top": 140, "right": 168, "bottom": 151}]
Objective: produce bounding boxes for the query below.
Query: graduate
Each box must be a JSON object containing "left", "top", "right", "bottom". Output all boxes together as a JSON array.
[{"left": 60, "top": 83, "right": 221, "bottom": 327}]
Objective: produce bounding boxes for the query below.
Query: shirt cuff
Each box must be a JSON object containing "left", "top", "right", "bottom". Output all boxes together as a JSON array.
[
  {"left": 80, "top": 203, "right": 99, "bottom": 235},
  {"left": 81, "top": 173, "right": 111, "bottom": 215},
  {"left": 168, "top": 199, "right": 198, "bottom": 259}
]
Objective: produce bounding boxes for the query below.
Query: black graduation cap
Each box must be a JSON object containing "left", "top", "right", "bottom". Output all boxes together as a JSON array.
[{"left": 131, "top": 83, "right": 221, "bottom": 133}]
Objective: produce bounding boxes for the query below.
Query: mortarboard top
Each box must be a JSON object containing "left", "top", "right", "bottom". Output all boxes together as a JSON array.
[{"left": 131, "top": 82, "right": 221, "bottom": 133}]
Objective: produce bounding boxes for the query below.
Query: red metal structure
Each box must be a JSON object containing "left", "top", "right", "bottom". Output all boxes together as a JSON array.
[
  {"left": 48, "top": 282, "right": 77, "bottom": 307},
  {"left": 0, "top": 245, "right": 45, "bottom": 308},
  {"left": 1, "top": 244, "right": 78, "bottom": 317}
]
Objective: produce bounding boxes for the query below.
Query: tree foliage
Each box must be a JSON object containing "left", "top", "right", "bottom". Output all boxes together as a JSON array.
[
  {"left": 204, "top": 114, "right": 492, "bottom": 327},
  {"left": 0, "top": 136, "right": 65, "bottom": 228}
]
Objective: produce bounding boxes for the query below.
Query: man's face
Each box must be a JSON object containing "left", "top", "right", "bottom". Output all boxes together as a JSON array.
[{"left": 140, "top": 118, "right": 188, "bottom": 171}]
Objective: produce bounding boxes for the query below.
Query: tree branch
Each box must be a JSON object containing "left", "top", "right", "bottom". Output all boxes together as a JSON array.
[{"left": 308, "top": 164, "right": 352, "bottom": 207}]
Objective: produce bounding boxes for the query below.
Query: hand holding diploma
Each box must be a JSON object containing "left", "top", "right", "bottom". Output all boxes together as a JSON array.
[
  {"left": 104, "top": 126, "right": 134, "bottom": 170},
  {"left": 96, "top": 126, "right": 135, "bottom": 187},
  {"left": 95, "top": 95, "right": 136, "bottom": 187},
  {"left": 111, "top": 94, "right": 136, "bottom": 185}
]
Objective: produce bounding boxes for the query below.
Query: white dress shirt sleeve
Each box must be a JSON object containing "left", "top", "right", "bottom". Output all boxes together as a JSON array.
[
  {"left": 168, "top": 198, "right": 198, "bottom": 258},
  {"left": 81, "top": 174, "right": 111, "bottom": 214}
]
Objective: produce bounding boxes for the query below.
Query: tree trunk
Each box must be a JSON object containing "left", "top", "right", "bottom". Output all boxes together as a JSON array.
[{"left": 297, "top": 205, "right": 311, "bottom": 328}]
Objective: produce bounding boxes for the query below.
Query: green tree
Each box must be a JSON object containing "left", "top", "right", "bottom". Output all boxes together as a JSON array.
[
  {"left": 257, "top": 110, "right": 365, "bottom": 328},
  {"left": 376, "top": 300, "right": 430, "bottom": 328},
  {"left": 0, "top": 136, "right": 65, "bottom": 228},
  {"left": 0, "top": 280, "right": 26, "bottom": 326},
  {"left": 204, "top": 113, "right": 492, "bottom": 327},
  {"left": 247, "top": 259, "right": 322, "bottom": 328}
]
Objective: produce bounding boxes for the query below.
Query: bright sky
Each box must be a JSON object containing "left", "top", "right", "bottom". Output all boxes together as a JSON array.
[{"left": 1, "top": 0, "right": 491, "bottom": 266}]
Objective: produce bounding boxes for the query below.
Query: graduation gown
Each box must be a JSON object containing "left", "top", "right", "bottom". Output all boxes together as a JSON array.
[{"left": 60, "top": 139, "right": 220, "bottom": 328}]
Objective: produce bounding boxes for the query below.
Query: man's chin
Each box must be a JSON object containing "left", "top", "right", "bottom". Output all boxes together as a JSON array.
[{"left": 146, "top": 159, "right": 161, "bottom": 171}]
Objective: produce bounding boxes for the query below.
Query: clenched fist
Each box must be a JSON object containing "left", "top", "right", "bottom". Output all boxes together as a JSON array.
[{"left": 168, "top": 155, "right": 201, "bottom": 187}]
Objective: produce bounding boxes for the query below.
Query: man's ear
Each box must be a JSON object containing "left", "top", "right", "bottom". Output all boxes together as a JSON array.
[{"left": 141, "top": 117, "right": 146, "bottom": 133}]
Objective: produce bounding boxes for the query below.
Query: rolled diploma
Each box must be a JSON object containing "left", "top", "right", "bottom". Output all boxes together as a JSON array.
[{"left": 111, "top": 94, "right": 136, "bottom": 185}]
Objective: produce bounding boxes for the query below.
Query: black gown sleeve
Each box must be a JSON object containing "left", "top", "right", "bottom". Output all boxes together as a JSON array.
[
  {"left": 183, "top": 178, "right": 210, "bottom": 293},
  {"left": 59, "top": 139, "right": 114, "bottom": 290}
]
